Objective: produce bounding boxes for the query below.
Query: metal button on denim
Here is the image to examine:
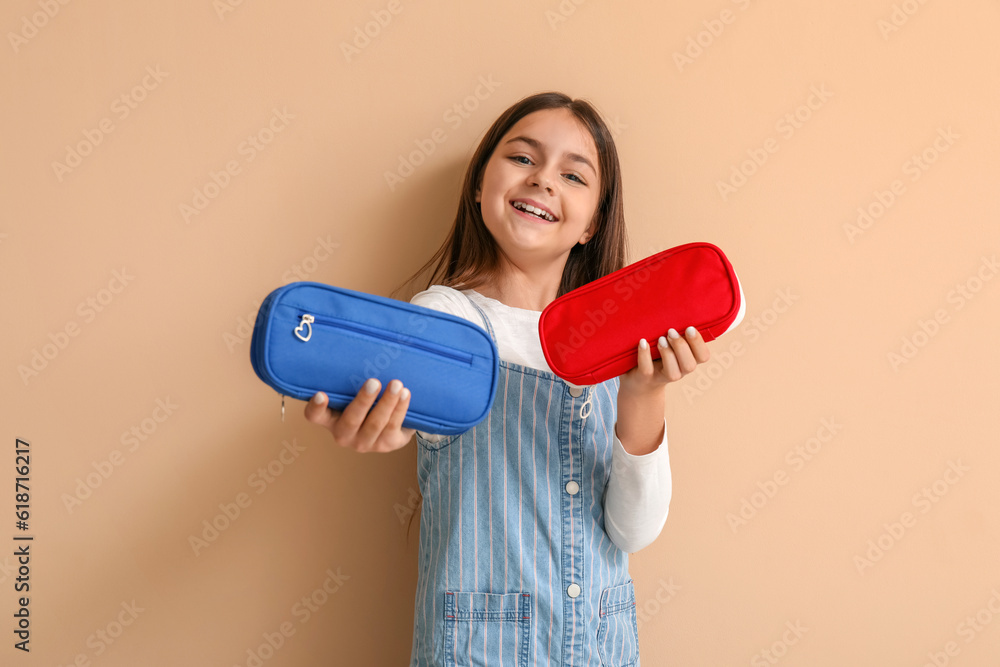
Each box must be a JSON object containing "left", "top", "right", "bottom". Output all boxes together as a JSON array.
[
  {"left": 565, "top": 480, "right": 579, "bottom": 495},
  {"left": 567, "top": 583, "right": 581, "bottom": 598},
  {"left": 568, "top": 385, "right": 583, "bottom": 397}
]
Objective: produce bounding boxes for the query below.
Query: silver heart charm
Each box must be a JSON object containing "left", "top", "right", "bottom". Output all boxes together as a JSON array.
[{"left": 294, "top": 314, "right": 314, "bottom": 342}]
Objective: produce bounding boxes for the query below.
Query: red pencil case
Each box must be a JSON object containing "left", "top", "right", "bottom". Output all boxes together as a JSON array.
[{"left": 538, "top": 241, "right": 745, "bottom": 385}]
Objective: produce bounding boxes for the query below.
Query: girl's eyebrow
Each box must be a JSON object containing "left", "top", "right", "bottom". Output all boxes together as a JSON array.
[{"left": 504, "top": 135, "right": 596, "bottom": 174}]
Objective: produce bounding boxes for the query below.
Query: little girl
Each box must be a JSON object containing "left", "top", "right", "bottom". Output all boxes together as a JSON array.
[{"left": 304, "top": 91, "right": 710, "bottom": 666}]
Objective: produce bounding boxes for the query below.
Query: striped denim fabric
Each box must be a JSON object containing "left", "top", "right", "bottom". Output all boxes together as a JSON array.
[{"left": 409, "top": 296, "right": 640, "bottom": 666}]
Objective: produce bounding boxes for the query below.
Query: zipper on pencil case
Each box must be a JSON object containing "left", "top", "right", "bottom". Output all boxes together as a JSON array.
[{"left": 294, "top": 313, "right": 474, "bottom": 365}]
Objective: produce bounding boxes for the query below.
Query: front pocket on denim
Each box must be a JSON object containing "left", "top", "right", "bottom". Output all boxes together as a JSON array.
[
  {"left": 416, "top": 429, "right": 461, "bottom": 452},
  {"left": 443, "top": 590, "right": 531, "bottom": 667},
  {"left": 597, "top": 580, "right": 639, "bottom": 666}
]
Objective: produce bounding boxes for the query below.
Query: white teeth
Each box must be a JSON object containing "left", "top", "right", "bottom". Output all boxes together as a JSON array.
[{"left": 512, "top": 201, "right": 555, "bottom": 221}]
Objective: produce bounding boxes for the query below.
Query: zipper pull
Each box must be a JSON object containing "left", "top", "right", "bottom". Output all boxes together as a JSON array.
[
  {"left": 281, "top": 395, "right": 285, "bottom": 422},
  {"left": 294, "top": 314, "right": 314, "bottom": 342}
]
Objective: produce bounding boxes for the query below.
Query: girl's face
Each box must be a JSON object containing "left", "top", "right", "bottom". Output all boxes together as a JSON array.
[{"left": 476, "top": 108, "right": 601, "bottom": 267}]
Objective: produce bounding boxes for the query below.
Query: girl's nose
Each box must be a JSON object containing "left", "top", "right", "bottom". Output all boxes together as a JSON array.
[{"left": 529, "top": 167, "right": 555, "bottom": 192}]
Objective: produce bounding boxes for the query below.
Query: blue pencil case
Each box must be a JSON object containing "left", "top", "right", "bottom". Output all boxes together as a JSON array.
[{"left": 250, "top": 281, "right": 499, "bottom": 435}]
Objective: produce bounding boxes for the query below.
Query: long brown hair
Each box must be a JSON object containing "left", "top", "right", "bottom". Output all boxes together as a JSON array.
[{"left": 389, "top": 91, "right": 631, "bottom": 543}]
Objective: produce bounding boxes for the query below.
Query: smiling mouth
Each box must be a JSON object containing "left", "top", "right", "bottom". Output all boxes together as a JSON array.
[{"left": 510, "top": 200, "right": 557, "bottom": 222}]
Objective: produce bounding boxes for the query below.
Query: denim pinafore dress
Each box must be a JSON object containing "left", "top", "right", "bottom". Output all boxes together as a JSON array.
[{"left": 409, "top": 295, "right": 641, "bottom": 666}]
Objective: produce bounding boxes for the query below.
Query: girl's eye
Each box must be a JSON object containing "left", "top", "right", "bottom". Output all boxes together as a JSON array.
[{"left": 509, "top": 155, "right": 587, "bottom": 185}]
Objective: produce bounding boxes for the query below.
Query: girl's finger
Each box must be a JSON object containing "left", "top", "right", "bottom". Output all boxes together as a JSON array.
[
  {"left": 657, "top": 334, "right": 683, "bottom": 382},
  {"left": 667, "top": 328, "right": 698, "bottom": 374},
  {"left": 636, "top": 338, "right": 654, "bottom": 377},
  {"left": 303, "top": 392, "right": 338, "bottom": 429},
  {"left": 684, "top": 326, "right": 711, "bottom": 364},
  {"left": 379, "top": 387, "right": 412, "bottom": 450}
]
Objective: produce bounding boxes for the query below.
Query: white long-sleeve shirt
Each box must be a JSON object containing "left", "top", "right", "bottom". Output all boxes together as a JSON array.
[{"left": 409, "top": 285, "right": 672, "bottom": 554}]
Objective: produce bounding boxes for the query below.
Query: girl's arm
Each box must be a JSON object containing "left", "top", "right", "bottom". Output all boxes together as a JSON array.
[
  {"left": 616, "top": 327, "right": 710, "bottom": 442},
  {"left": 615, "top": 384, "right": 667, "bottom": 455},
  {"left": 605, "top": 416, "right": 672, "bottom": 554},
  {"left": 604, "top": 328, "right": 710, "bottom": 552}
]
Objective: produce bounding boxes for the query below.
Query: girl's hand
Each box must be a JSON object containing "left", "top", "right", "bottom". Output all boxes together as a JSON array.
[
  {"left": 303, "top": 378, "right": 416, "bottom": 453},
  {"left": 619, "top": 327, "right": 711, "bottom": 396}
]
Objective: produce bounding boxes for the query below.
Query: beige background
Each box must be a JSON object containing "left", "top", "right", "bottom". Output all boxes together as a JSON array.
[{"left": 2, "top": 0, "right": 999, "bottom": 665}]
